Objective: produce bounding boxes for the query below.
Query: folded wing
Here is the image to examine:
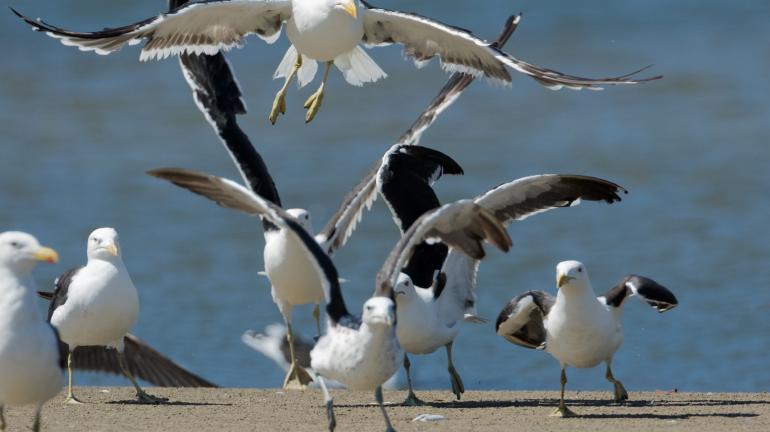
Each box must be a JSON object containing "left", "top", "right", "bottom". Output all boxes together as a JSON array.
[{"left": 495, "top": 291, "right": 555, "bottom": 349}]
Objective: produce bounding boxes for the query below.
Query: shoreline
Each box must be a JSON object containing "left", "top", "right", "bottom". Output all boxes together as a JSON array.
[{"left": 4, "top": 388, "right": 768, "bottom": 431}]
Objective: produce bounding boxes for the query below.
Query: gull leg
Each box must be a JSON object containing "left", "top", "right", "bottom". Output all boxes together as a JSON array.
[
  {"left": 312, "top": 304, "right": 322, "bottom": 340},
  {"left": 1, "top": 405, "right": 5, "bottom": 431},
  {"left": 401, "top": 354, "right": 424, "bottom": 406},
  {"left": 375, "top": 386, "right": 396, "bottom": 432},
  {"left": 118, "top": 350, "right": 168, "bottom": 404},
  {"left": 31, "top": 404, "right": 41, "bottom": 432},
  {"left": 550, "top": 367, "right": 577, "bottom": 418},
  {"left": 318, "top": 376, "right": 336, "bottom": 432},
  {"left": 446, "top": 341, "right": 465, "bottom": 400},
  {"left": 605, "top": 362, "right": 629, "bottom": 403},
  {"left": 283, "top": 322, "right": 314, "bottom": 389},
  {"left": 304, "top": 61, "right": 332, "bottom": 123},
  {"left": 63, "top": 351, "right": 83, "bottom": 404},
  {"left": 270, "top": 54, "right": 302, "bottom": 124}
]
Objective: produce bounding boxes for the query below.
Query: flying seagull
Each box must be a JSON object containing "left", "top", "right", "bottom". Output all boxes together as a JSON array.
[
  {"left": 46, "top": 228, "right": 167, "bottom": 404},
  {"left": 395, "top": 174, "right": 627, "bottom": 405},
  {"left": 12, "top": 1, "right": 660, "bottom": 123},
  {"left": 0, "top": 231, "right": 63, "bottom": 432},
  {"left": 495, "top": 260, "right": 678, "bottom": 417},
  {"left": 147, "top": 167, "right": 512, "bottom": 431}
]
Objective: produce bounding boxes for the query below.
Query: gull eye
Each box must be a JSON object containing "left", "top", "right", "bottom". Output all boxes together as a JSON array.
[
  {"left": 578, "top": 268, "right": 583, "bottom": 273},
  {"left": 10, "top": 241, "right": 21, "bottom": 249},
  {"left": 366, "top": 305, "right": 373, "bottom": 311}
]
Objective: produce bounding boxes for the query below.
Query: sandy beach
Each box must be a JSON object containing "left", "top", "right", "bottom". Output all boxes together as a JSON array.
[{"left": 3, "top": 388, "right": 768, "bottom": 431}]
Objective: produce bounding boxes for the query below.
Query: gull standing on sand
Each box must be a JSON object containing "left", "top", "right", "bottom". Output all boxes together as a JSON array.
[
  {"left": 148, "top": 168, "right": 512, "bottom": 431},
  {"left": 495, "top": 260, "right": 678, "bottom": 417},
  {"left": 46, "top": 228, "right": 167, "bottom": 404},
  {"left": 0, "top": 231, "right": 63, "bottom": 432},
  {"left": 13, "top": 0, "right": 659, "bottom": 123},
  {"left": 395, "top": 175, "right": 627, "bottom": 405}
]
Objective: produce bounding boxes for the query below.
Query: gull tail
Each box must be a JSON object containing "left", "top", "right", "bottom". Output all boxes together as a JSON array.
[
  {"left": 274, "top": 45, "right": 318, "bottom": 88},
  {"left": 334, "top": 46, "right": 387, "bottom": 87}
]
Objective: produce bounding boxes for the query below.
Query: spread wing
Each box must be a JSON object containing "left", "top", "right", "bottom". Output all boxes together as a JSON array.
[
  {"left": 376, "top": 200, "right": 512, "bottom": 297},
  {"left": 12, "top": 1, "right": 292, "bottom": 61},
  {"left": 599, "top": 275, "right": 678, "bottom": 312},
  {"left": 313, "top": 15, "right": 518, "bottom": 258},
  {"left": 148, "top": 168, "right": 352, "bottom": 325},
  {"left": 360, "top": 1, "right": 660, "bottom": 89},
  {"left": 71, "top": 334, "right": 217, "bottom": 387},
  {"left": 474, "top": 174, "right": 627, "bottom": 226},
  {"left": 495, "top": 291, "right": 555, "bottom": 349}
]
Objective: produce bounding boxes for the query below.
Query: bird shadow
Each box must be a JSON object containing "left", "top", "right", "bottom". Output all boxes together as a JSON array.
[
  {"left": 371, "top": 397, "right": 770, "bottom": 413},
  {"left": 106, "top": 400, "right": 232, "bottom": 407},
  {"left": 577, "top": 412, "right": 759, "bottom": 420}
]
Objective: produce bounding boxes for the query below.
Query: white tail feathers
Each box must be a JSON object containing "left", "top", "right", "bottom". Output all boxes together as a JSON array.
[
  {"left": 334, "top": 46, "right": 387, "bottom": 87},
  {"left": 273, "top": 45, "right": 318, "bottom": 89}
]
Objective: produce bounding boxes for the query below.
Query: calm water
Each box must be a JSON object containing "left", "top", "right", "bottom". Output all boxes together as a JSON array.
[{"left": 2, "top": 1, "right": 769, "bottom": 392}]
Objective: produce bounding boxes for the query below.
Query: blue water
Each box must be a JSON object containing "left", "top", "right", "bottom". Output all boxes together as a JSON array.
[{"left": 2, "top": 0, "right": 769, "bottom": 393}]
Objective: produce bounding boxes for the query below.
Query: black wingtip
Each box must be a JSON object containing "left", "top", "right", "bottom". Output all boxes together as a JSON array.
[{"left": 37, "top": 290, "right": 54, "bottom": 301}]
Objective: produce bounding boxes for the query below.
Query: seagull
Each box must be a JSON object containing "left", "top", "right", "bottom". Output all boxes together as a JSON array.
[
  {"left": 146, "top": 167, "right": 512, "bottom": 431},
  {"left": 495, "top": 260, "right": 678, "bottom": 417},
  {"left": 148, "top": 143, "right": 462, "bottom": 390},
  {"left": 173, "top": 35, "right": 472, "bottom": 389},
  {"left": 241, "top": 324, "right": 399, "bottom": 390},
  {"left": 394, "top": 174, "right": 627, "bottom": 405},
  {"left": 43, "top": 288, "right": 217, "bottom": 388},
  {"left": 46, "top": 227, "right": 167, "bottom": 404},
  {"left": 12, "top": 1, "right": 660, "bottom": 124},
  {"left": 0, "top": 231, "right": 63, "bottom": 432}
]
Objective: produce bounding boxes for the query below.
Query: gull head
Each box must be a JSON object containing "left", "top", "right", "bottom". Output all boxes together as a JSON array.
[
  {"left": 393, "top": 273, "right": 416, "bottom": 304},
  {"left": 362, "top": 297, "right": 396, "bottom": 328},
  {"left": 556, "top": 260, "right": 590, "bottom": 291},
  {"left": 87, "top": 227, "right": 121, "bottom": 261},
  {"left": 0, "top": 231, "right": 59, "bottom": 273},
  {"left": 286, "top": 208, "right": 313, "bottom": 233}
]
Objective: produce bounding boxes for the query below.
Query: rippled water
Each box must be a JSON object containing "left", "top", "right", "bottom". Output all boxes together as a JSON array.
[{"left": 2, "top": 1, "right": 769, "bottom": 392}]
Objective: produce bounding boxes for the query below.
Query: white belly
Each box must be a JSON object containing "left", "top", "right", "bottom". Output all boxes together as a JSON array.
[
  {"left": 0, "top": 322, "right": 63, "bottom": 405},
  {"left": 286, "top": 8, "right": 364, "bottom": 62},
  {"left": 545, "top": 301, "right": 623, "bottom": 369},
  {"left": 396, "top": 300, "right": 459, "bottom": 355},
  {"left": 52, "top": 267, "right": 139, "bottom": 348},
  {"left": 311, "top": 325, "right": 403, "bottom": 390},
  {"left": 264, "top": 230, "right": 325, "bottom": 311}
]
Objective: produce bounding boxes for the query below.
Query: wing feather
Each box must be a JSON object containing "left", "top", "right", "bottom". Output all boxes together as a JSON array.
[
  {"left": 474, "top": 174, "right": 626, "bottom": 226},
  {"left": 495, "top": 291, "right": 554, "bottom": 349},
  {"left": 376, "top": 200, "right": 511, "bottom": 297},
  {"left": 360, "top": 2, "right": 659, "bottom": 90},
  {"left": 71, "top": 334, "right": 217, "bottom": 387},
  {"left": 12, "top": 1, "right": 291, "bottom": 61}
]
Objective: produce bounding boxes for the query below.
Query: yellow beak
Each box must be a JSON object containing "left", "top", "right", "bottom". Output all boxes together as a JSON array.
[
  {"left": 557, "top": 273, "right": 573, "bottom": 288},
  {"left": 33, "top": 247, "right": 59, "bottom": 264},
  {"left": 340, "top": 1, "right": 357, "bottom": 19},
  {"left": 104, "top": 244, "right": 119, "bottom": 257}
]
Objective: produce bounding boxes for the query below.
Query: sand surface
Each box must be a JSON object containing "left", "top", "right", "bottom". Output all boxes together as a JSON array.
[{"left": 3, "top": 388, "right": 769, "bottom": 431}]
